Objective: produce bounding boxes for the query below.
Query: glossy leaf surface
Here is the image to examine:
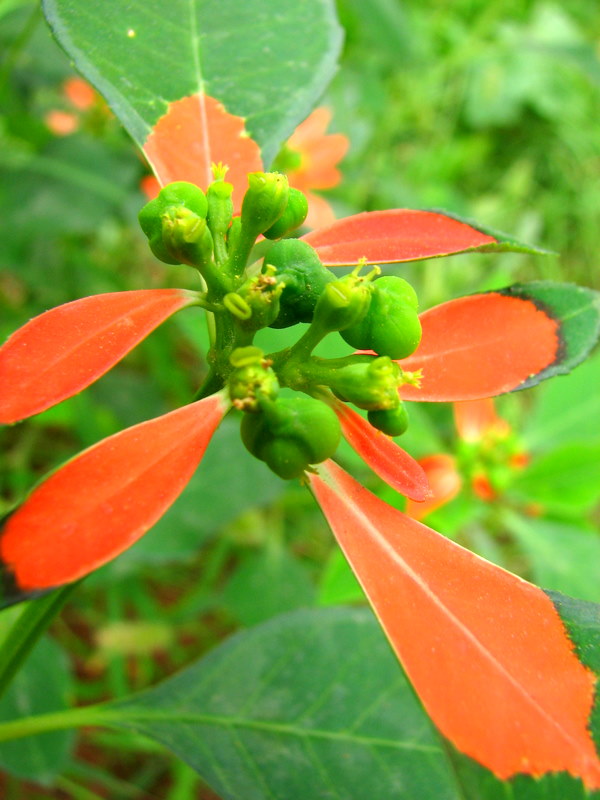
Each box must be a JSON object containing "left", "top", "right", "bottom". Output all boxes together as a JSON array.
[
  {"left": 0, "top": 394, "right": 228, "bottom": 606},
  {"left": 309, "top": 460, "right": 600, "bottom": 788},
  {"left": 43, "top": 0, "right": 342, "bottom": 202},
  {"left": 400, "top": 282, "right": 600, "bottom": 401},
  {"left": 0, "top": 289, "right": 197, "bottom": 424},
  {"left": 334, "top": 402, "right": 431, "bottom": 501},
  {"left": 109, "top": 607, "right": 460, "bottom": 800},
  {"left": 303, "top": 209, "right": 546, "bottom": 266}
]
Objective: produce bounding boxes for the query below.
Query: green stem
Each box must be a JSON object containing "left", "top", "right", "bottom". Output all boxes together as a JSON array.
[
  {"left": 0, "top": 1, "right": 39, "bottom": 87},
  {"left": 228, "top": 225, "right": 257, "bottom": 277},
  {"left": 0, "top": 583, "right": 79, "bottom": 702},
  {"left": 0, "top": 703, "right": 113, "bottom": 743}
]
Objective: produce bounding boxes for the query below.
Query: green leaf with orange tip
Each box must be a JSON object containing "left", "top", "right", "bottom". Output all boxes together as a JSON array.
[
  {"left": 453, "top": 590, "right": 600, "bottom": 798},
  {"left": 42, "top": 0, "right": 342, "bottom": 206},
  {"left": 547, "top": 592, "right": 600, "bottom": 750},
  {"left": 309, "top": 460, "right": 600, "bottom": 789},
  {"left": 0, "top": 289, "right": 199, "bottom": 425},
  {"left": 0, "top": 394, "right": 228, "bottom": 609},
  {"left": 302, "top": 209, "right": 549, "bottom": 266},
  {"left": 400, "top": 282, "right": 600, "bottom": 402}
]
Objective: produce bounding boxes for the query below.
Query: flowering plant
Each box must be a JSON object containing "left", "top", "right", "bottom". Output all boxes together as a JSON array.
[{"left": 1, "top": 1, "right": 600, "bottom": 797}]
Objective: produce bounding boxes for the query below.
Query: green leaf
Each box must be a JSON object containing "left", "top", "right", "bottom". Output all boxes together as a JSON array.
[
  {"left": 0, "top": 636, "right": 74, "bottom": 783},
  {"left": 513, "top": 442, "right": 600, "bottom": 515},
  {"left": 505, "top": 515, "right": 600, "bottom": 603},
  {"left": 317, "top": 548, "right": 364, "bottom": 606},
  {"left": 451, "top": 753, "right": 600, "bottom": 800},
  {"left": 42, "top": 0, "right": 343, "bottom": 169},
  {"left": 109, "top": 608, "right": 460, "bottom": 800},
  {"left": 222, "top": 545, "right": 315, "bottom": 626},
  {"left": 524, "top": 350, "right": 600, "bottom": 450}
]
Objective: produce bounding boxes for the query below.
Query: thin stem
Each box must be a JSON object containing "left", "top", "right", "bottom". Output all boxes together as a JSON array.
[
  {"left": 0, "top": 583, "right": 79, "bottom": 702},
  {"left": 0, "top": 703, "right": 112, "bottom": 743}
]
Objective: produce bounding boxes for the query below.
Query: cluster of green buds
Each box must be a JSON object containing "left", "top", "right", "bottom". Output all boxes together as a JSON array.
[{"left": 138, "top": 169, "right": 423, "bottom": 479}]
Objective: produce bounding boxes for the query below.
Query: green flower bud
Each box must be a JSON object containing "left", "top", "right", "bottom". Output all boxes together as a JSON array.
[
  {"left": 228, "top": 347, "right": 279, "bottom": 411},
  {"left": 266, "top": 239, "right": 335, "bottom": 328},
  {"left": 235, "top": 266, "right": 283, "bottom": 330},
  {"left": 241, "top": 172, "right": 289, "bottom": 238},
  {"left": 368, "top": 403, "right": 409, "bottom": 436},
  {"left": 138, "top": 181, "right": 209, "bottom": 265},
  {"left": 330, "top": 356, "right": 402, "bottom": 410},
  {"left": 207, "top": 177, "right": 234, "bottom": 238},
  {"left": 341, "top": 276, "right": 422, "bottom": 359},
  {"left": 263, "top": 188, "right": 309, "bottom": 239},
  {"left": 312, "top": 267, "right": 375, "bottom": 334},
  {"left": 241, "top": 396, "right": 341, "bottom": 479}
]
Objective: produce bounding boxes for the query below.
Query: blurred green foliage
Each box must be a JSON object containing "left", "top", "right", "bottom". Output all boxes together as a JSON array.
[{"left": 0, "top": 0, "right": 599, "bottom": 796}]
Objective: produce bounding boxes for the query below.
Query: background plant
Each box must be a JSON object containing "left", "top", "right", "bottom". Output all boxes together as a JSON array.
[{"left": 0, "top": 0, "right": 599, "bottom": 798}]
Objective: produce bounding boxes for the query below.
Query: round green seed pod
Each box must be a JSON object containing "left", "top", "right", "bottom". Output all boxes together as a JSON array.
[
  {"left": 341, "top": 276, "right": 422, "bottom": 359},
  {"left": 368, "top": 403, "right": 409, "bottom": 436},
  {"left": 240, "top": 396, "right": 341, "bottom": 478},
  {"left": 266, "top": 239, "right": 334, "bottom": 328},
  {"left": 259, "top": 438, "right": 312, "bottom": 480},
  {"left": 263, "top": 188, "right": 309, "bottom": 239}
]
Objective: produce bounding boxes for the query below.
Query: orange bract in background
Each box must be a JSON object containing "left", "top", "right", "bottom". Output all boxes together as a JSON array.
[{"left": 285, "top": 107, "right": 349, "bottom": 228}]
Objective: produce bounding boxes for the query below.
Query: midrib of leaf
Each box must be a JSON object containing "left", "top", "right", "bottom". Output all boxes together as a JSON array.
[
  {"left": 104, "top": 707, "right": 444, "bottom": 752},
  {"left": 188, "top": 0, "right": 212, "bottom": 189},
  {"left": 341, "top": 490, "right": 594, "bottom": 760},
  {"left": 0, "top": 703, "right": 444, "bottom": 754}
]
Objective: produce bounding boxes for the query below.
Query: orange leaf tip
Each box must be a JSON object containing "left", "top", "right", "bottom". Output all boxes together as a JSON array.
[{"left": 143, "top": 93, "right": 263, "bottom": 214}]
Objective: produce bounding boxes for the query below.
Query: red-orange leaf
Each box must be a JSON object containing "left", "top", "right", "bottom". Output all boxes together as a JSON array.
[
  {"left": 0, "top": 394, "right": 228, "bottom": 601},
  {"left": 143, "top": 94, "right": 263, "bottom": 214},
  {"left": 310, "top": 460, "right": 600, "bottom": 788},
  {"left": 0, "top": 289, "right": 198, "bottom": 424},
  {"left": 399, "top": 292, "right": 559, "bottom": 401},
  {"left": 303, "top": 209, "right": 510, "bottom": 266},
  {"left": 334, "top": 402, "right": 430, "bottom": 501}
]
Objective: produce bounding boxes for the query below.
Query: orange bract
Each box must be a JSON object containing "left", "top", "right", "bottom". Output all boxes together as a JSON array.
[
  {"left": 454, "top": 398, "right": 511, "bottom": 442},
  {"left": 286, "top": 107, "right": 349, "bottom": 228},
  {"left": 143, "top": 94, "right": 263, "bottom": 214},
  {"left": 311, "top": 460, "right": 600, "bottom": 788},
  {"left": 1, "top": 395, "right": 227, "bottom": 591},
  {"left": 405, "top": 454, "right": 462, "bottom": 520},
  {"left": 63, "top": 77, "right": 96, "bottom": 110},
  {"left": 401, "top": 293, "right": 559, "bottom": 400},
  {"left": 45, "top": 110, "right": 78, "bottom": 136}
]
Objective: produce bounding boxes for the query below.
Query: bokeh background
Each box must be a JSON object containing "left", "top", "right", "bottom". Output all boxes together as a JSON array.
[{"left": 1, "top": 0, "right": 599, "bottom": 796}]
